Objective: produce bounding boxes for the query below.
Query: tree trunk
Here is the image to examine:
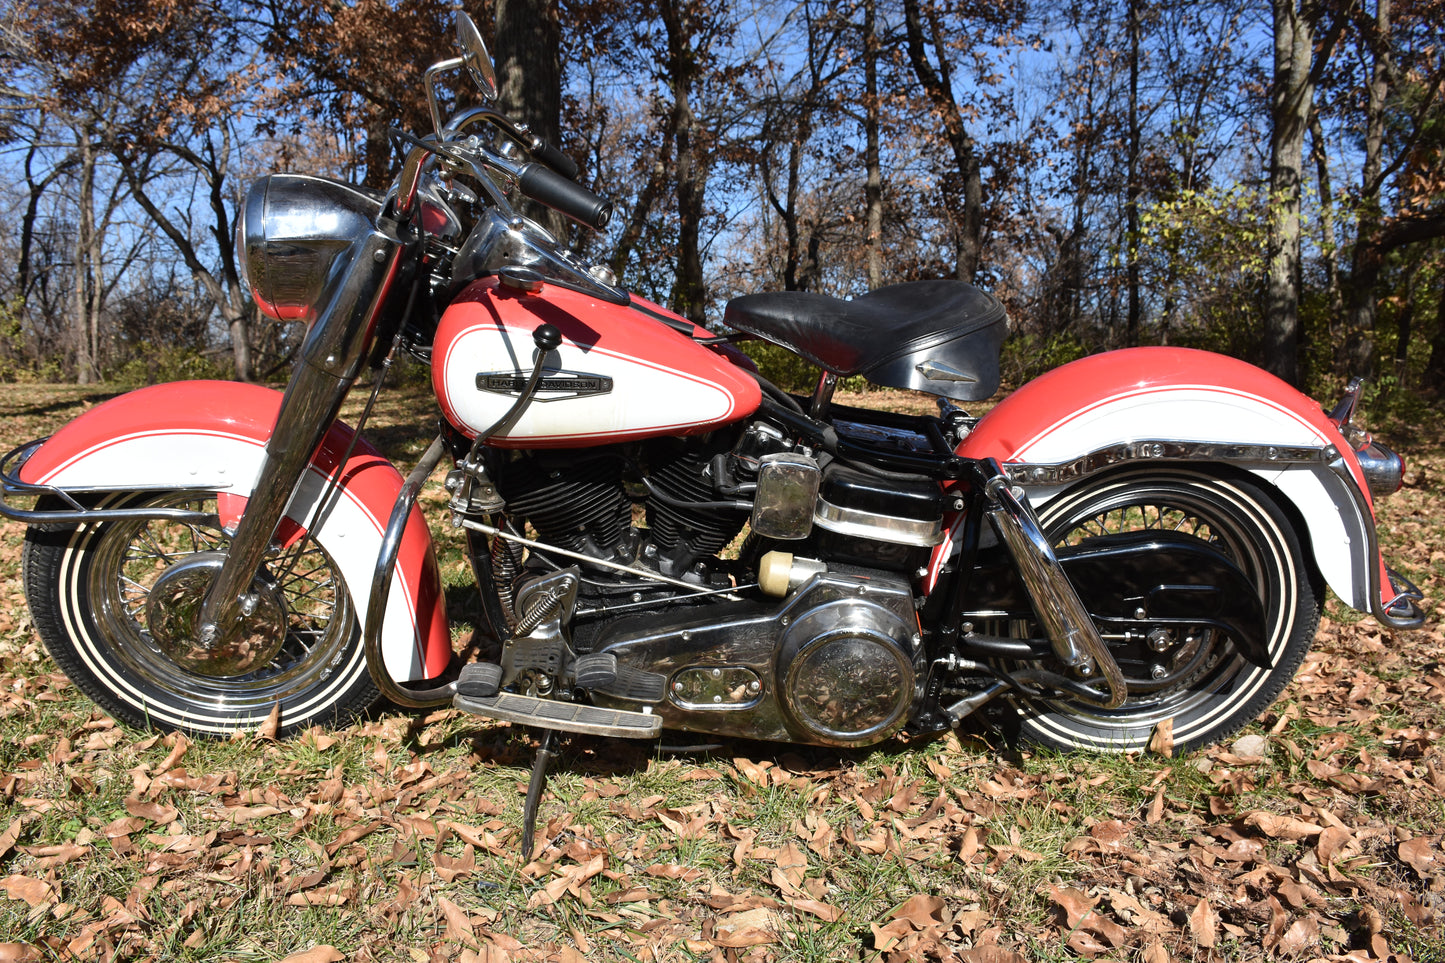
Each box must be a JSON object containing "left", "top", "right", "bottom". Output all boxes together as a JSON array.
[
  {"left": 1341, "top": 0, "right": 1391, "bottom": 378},
  {"left": 1264, "top": 0, "right": 1316, "bottom": 386},
  {"left": 863, "top": 0, "right": 883, "bottom": 290},
  {"left": 1309, "top": 112, "right": 1344, "bottom": 318},
  {"left": 902, "top": 0, "right": 981, "bottom": 282},
  {"left": 72, "top": 132, "right": 96, "bottom": 385},
  {"left": 1424, "top": 273, "right": 1445, "bottom": 392},
  {"left": 496, "top": 0, "right": 567, "bottom": 241},
  {"left": 660, "top": 0, "right": 708, "bottom": 324},
  {"left": 1125, "top": 0, "right": 1142, "bottom": 347}
]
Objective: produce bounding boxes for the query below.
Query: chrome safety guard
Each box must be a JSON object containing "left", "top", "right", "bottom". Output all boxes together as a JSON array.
[
  {"left": 0, "top": 439, "right": 223, "bottom": 526},
  {"left": 363, "top": 435, "right": 456, "bottom": 709},
  {"left": 981, "top": 460, "right": 1127, "bottom": 710}
]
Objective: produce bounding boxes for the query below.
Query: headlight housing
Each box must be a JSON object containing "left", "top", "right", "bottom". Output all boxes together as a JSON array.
[{"left": 238, "top": 175, "right": 387, "bottom": 325}]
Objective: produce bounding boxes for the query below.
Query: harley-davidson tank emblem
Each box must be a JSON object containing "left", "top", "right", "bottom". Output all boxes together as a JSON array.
[{"left": 476, "top": 370, "right": 614, "bottom": 401}]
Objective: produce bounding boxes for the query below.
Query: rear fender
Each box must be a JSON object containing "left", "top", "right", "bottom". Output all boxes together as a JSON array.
[
  {"left": 17, "top": 381, "right": 450, "bottom": 682},
  {"left": 944, "top": 348, "right": 1404, "bottom": 622}
]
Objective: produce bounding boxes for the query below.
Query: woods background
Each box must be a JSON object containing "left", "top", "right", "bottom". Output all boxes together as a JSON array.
[{"left": 1, "top": 0, "right": 1443, "bottom": 403}]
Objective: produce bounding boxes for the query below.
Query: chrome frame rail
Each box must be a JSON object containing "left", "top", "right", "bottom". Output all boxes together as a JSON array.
[{"left": 363, "top": 435, "right": 457, "bottom": 709}]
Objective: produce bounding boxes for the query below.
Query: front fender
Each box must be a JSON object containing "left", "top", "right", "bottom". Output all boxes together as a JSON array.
[
  {"left": 952, "top": 348, "right": 1404, "bottom": 621},
  {"left": 17, "top": 380, "right": 450, "bottom": 682}
]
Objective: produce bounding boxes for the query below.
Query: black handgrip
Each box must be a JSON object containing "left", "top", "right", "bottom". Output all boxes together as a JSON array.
[
  {"left": 530, "top": 139, "right": 580, "bottom": 180},
  {"left": 517, "top": 163, "right": 613, "bottom": 231}
]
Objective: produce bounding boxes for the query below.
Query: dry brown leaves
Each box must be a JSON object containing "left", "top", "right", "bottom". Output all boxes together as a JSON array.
[{"left": 0, "top": 401, "right": 1443, "bottom": 962}]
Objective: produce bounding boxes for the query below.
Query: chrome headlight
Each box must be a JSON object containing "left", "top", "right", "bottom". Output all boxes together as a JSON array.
[{"left": 239, "top": 174, "right": 386, "bottom": 325}]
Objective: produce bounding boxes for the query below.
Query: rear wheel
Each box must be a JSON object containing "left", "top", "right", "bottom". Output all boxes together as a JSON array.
[
  {"left": 1007, "top": 468, "right": 1320, "bottom": 753},
  {"left": 23, "top": 491, "right": 377, "bottom": 737}
]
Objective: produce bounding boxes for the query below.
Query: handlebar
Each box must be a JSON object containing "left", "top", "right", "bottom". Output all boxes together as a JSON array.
[
  {"left": 518, "top": 163, "right": 612, "bottom": 231},
  {"left": 528, "top": 138, "right": 579, "bottom": 180},
  {"left": 396, "top": 108, "right": 610, "bottom": 232}
]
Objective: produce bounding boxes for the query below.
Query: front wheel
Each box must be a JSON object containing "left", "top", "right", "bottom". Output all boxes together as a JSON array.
[
  {"left": 23, "top": 491, "right": 378, "bottom": 737},
  {"left": 1006, "top": 468, "right": 1321, "bottom": 754}
]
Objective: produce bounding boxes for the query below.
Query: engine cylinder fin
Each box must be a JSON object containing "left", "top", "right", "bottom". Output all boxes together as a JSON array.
[
  {"left": 495, "top": 453, "right": 630, "bottom": 555},
  {"left": 645, "top": 444, "right": 747, "bottom": 566}
]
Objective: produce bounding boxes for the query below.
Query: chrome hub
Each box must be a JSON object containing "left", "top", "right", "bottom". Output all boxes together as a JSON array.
[{"left": 146, "top": 552, "right": 288, "bottom": 677}]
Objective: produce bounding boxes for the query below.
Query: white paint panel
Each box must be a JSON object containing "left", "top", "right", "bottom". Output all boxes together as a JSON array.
[
  {"left": 1014, "top": 388, "right": 1331, "bottom": 464},
  {"left": 440, "top": 325, "right": 737, "bottom": 442}
]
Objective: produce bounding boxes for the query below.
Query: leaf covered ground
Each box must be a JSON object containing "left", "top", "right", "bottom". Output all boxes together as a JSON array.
[{"left": 0, "top": 381, "right": 1441, "bottom": 963}]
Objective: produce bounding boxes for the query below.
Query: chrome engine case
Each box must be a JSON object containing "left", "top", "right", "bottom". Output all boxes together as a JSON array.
[{"left": 587, "top": 571, "right": 922, "bottom": 747}]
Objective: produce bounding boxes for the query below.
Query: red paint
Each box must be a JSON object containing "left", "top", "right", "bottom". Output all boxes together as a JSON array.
[
  {"left": 961, "top": 348, "right": 1340, "bottom": 458},
  {"left": 22, "top": 381, "right": 450, "bottom": 679}
]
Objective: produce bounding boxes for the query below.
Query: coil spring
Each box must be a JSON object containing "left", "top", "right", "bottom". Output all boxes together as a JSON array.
[
  {"left": 512, "top": 584, "right": 569, "bottom": 638},
  {"left": 490, "top": 530, "right": 521, "bottom": 630}
]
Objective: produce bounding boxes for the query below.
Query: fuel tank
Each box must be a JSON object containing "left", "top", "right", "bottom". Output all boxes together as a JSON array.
[{"left": 433, "top": 279, "right": 762, "bottom": 447}]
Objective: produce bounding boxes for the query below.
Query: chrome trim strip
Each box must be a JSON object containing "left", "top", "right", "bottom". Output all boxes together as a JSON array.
[
  {"left": 1003, "top": 440, "right": 1331, "bottom": 487},
  {"left": 812, "top": 498, "right": 945, "bottom": 546}
]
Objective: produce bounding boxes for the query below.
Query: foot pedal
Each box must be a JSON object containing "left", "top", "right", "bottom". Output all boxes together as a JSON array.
[
  {"left": 593, "top": 662, "right": 667, "bottom": 703},
  {"left": 574, "top": 652, "right": 618, "bottom": 689},
  {"left": 457, "top": 662, "right": 503, "bottom": 698},
  {"left": 454, "top": 690, "right": 662, "bottom": 739},
  {"left": 508, "top": 637, "right": 564, "bottom": 674}
]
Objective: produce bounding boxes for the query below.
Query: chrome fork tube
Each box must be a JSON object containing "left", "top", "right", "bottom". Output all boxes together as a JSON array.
[
  {"left": 194, "top": 226, "right": 407, "bottom": 650},
  {"left": 194, "top": 365, "right": 354, "bottom": 647}
]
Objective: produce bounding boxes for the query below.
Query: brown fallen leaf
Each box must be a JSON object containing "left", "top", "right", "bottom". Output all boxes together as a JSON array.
[
  {"left": 0, "top": 944, "right": 42, "bottom": 963},
  {"left": 1150, "top": 718, "right": 1175, "bottom": 758},
  {"left": 256, "top": 702, "right": 281, "bottom": 740},
  {"left": 1, "top": 876, "right": 56, "bottom": 908},
  {"left": 1276, "top": 917, "right": 1318, "bottom": 956},
  {"left": 1243, "top": 811, "right": 1323, "bottom": 841},
  {"left": 711, "top": 908, "right": 781, "bottom": 947},
  {"left": 1399, "top": 836, "right": 1439, "bottom": 879},
  {"left": 892, "top": 893, "right": 946, "bottom": 929},
  {"left": 438, "top": 896, "right": 476, "bottom": 944},
  {"left": 0, "top": 819, "right": 25, "bottom": 861},
  {"left": 789, "top": 898, "right": 843, "bottom": 922},
  {"left": 324, "top": 820, "right": 381, "bottom": 856},
  {"left": 960, "top": 945, "right": 1028, "bottom": 963},
  {"left": 1189, "top": 898, "right": 1217, "bottom": 948},
  {"left": 124, "top": 797, "right": 179, "bottom": 824},
  {"left": 279, "top": 948, "right": 345, "bottom": 963},
  {"left": 156, "top": 732, "right": 190, "bottom": 773}
]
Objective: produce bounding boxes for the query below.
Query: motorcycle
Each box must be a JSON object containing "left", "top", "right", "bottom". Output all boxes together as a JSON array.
[{"left": 1, "top": 13, "right": 1424, "bottom": 849}]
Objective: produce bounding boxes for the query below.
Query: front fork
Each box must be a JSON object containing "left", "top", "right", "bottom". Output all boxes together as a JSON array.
[
  {"left": 191, "top": 365, "right": 357, "bottom": 651},
  {"left": 191, "top": 225, "right": 410, "bottom": 658}
]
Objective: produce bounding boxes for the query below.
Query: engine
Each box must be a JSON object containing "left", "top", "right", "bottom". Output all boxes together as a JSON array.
[
  {"left": 482, "top": 417, "right": 946, "bottom": 747},
  {"left": 587, "top": 571, "right": 924, "bottom": 747}
]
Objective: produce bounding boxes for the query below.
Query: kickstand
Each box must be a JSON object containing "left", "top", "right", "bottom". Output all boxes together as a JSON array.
[{"left": 520, "top": 728, "right": 556, "bottom": 860}]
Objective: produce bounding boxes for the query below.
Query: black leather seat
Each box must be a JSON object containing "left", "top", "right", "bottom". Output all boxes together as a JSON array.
[{"left": 722, "top": 280, "right": 1006, "bottom": 399}]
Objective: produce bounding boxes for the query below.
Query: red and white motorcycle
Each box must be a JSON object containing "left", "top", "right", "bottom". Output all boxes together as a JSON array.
[{"left": 1, "top": 13, "right": 1422, "bottom": 841}]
